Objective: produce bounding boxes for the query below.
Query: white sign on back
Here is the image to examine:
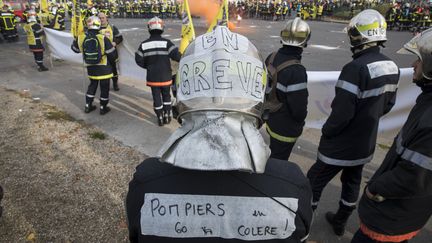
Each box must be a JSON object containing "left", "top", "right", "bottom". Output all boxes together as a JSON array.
[
  {"left": 193, "top": 26, "right": 250, "bottom": 55},
  {"left": 140, "top": 193, "right": 298, "bottom": 241}
]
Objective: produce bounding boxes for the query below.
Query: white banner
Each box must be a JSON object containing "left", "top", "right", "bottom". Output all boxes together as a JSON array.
[
  {"left": 44, "top": 28, "right": 418, "bottom": 137},
  {"left": 44, "top": 28, "right": 147, "bottom": 81}
]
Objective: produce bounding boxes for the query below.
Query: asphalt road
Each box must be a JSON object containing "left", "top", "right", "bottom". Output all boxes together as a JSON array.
[
  {"left": 1, "top": 17, "right": 431, "bottom": 243},
  {"left": 109, "top": 17, "right": 416, "bottom": 71}
]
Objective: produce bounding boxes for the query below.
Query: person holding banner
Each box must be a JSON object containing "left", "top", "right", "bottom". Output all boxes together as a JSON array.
[
  {"left": 126, "top": 26, "right": 313, "bottom": 243},
  {"left": 351, "top": 29, "right": 432, "bottom": 243},
  {"left": 71, "top": 16, "right": 118, "bottom": 115},
  {"left": 306, "top": 9, "right": 400, "bottom": 236},
  {"left": 135, "top": 17, "right": 180, "bottom": 126},
  {"left": 23, "top": 11, "right": 49, "bottom": 72},
  {"left": 264, "top": 17, "right": 310, "bottom": 161},
  {"left": 99, "top": 12, "right": 123, "bottom": 91}
]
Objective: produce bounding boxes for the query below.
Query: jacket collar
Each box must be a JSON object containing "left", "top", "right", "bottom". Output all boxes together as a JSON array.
[{"left": 352, "top": 46, "right": 380, "bottom": 59}]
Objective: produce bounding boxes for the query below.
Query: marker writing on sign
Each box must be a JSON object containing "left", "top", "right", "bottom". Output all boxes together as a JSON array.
[{"left": 150, "top": 198, "right": 226, "bottom": 217}]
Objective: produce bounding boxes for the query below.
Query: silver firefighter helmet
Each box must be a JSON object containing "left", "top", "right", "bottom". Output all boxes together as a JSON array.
[{"left": 280, "top": 17, "right": 311, "bottom": 47}]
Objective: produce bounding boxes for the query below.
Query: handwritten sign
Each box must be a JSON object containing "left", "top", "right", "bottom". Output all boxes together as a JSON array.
[
  {"left": 194, "top": 26, "right": 250, "bottom": 55},
  {"left": 177, "top": 50, "right": 265, "bottom": 103},
  {"left": 140, "top": 193, "right": 298, "bottom": 241}
]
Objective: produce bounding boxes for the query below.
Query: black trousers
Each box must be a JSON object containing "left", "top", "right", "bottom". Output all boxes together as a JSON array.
[
  {"left": 33, "top": 51, "right": 44, "bottom": 66},
  {"left": 351, "top": 229, "right": 408, "bottom": 243},
  {"left": 269, "top": 137, "right": 295, "bottom": 161},
  {"left": 110, "top": 60, "right": 119, "bottom": 85},
  {"left": 307, "top": 159, "right": 364, "bottom": 208},
  {"left": 150, "top": 86, "right": 171, "bottom": 116},
  {"left": 86, "top": 78, "right": 110, "bottom": 107}
]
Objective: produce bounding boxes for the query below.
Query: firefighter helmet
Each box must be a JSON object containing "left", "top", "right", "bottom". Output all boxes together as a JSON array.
[
  {"left": 347, "top": 9, "right": 387, "bottom": 47},
  {"left": 148, "top": 16, "right": 164, "bottom": 32},
  {"left": 280, "top": 17, "right": 311, "bottom": 47},
  {"left": 27, "top": 10, "right": 37, "bottom": 23},
  {"left": 86, "top": 16, "right": 101, "bottom": 30},
  {"left": 398, "top": 29, "right": 432, "bottom": 80}
]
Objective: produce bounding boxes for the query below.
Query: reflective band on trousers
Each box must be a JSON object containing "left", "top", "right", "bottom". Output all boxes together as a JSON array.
[
  {"left": 276, "top": 82, "right": 307, "bottom": 93},
  {"left": 395, "top": 132, "right": 432, "bottom": 171},
  {"left": 147, "top": 80, "right": 172, "bottom": 87},
  {"left": 266, "top": 125, "right": 297, "bottom": 143},
  {"left": 318, "top": 152, "right": 373, "bottom": 166},
  {"left": 88, "top": 73, "right": 114, "bottom": 80},
  {"left": 336, "top": 80, "right": 398, "bottom": 99},
  {"left": 360, "top": 223, "right": 419, "bottom": 242}
]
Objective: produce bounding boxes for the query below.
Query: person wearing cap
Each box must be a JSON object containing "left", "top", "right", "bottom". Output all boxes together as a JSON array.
[
  {"left": 71, "top": 16, "right": 118, "bottom": 115},
  {"left": 23, "top": 10, "right": 49, "bottom": 72},
  {"left": 306, "top": 9, "right": 400, "bottom": 236},
  {"left": 135, "top": 16, "right": 181, "bottom": 126},
  {"left": 99, "top": 12, "right": 123, "bottom": 91},
  {"left": 126, "top": 26, "right": 313, "bottom": 243},
  {"left": 351, "top": 29, "right": 432, "bottom": 243},
  {"left": 264, "top": 17, "right": 310, "bottom": 161}
]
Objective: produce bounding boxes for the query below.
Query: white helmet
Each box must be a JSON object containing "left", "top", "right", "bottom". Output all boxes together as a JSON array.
[
  {"left": 280, "top": 17, "right": 311, "bottom": 47},
  {"left": 347, "top": 9, "right": 387, "bottom": 48},
  {"left": 86, "top": 16, "right": 101, "bottom": 30},
  {"left": 148, "top": 16, "right": 164, "bottom": 32},
  {"left": 27, "top": 10, "right": 37, "bottom": 23},
  {"left": 398, "top": 29, "right": 432, "bottom": 80}
]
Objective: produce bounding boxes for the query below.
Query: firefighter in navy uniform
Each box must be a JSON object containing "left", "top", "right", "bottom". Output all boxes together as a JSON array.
[
  {"left": 23, "top": 11, "right": 49, "bottom": 72},
  {"left": 0, "top": 5, "right": 18, "bottom": 42},
  {"left": 306, "top": 9, "right": 400, "bottom": 236},
  {"left": 126, "top": 26, "right": 313, "bottom": 243},
  {"left": 351, "top": 29, "right": 432, "bottom": 243},
  {"left": 99, "top": 12, "right": 123, "bottom": 91},
  {"left": 71, "top": 16, "right": 118, "bottom": 115},
  {"left": 48, "top": 5, "right": 65, "bottom": 31},
  {"left": 265, "top": 17, "right": 310, "bottom": 161},
  {"left": 135, "top": 17, "right": 181, "bottom": 126}
]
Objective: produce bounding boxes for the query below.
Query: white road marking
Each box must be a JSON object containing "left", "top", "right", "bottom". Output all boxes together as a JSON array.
[
  {"left": 330, "top": 30, "right": 346, "bottom": 34},
  {"left": 309, "top": 44, "right": 340, "bottom": 50},
  {"left": 171, "top": 38, "right": 181, "bottom": 42},
  {"left": 249, "top": 25, "right": 257, "bottom": 28},
  {"left": 162, "top": 34, "right": 171, "bottom": 37}
]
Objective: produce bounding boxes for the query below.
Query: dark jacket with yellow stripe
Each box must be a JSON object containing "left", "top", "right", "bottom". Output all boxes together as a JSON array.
[
  {"left": 265, "top": 46, "right": 308, "bottom": 142},
  {"left": 23, "top": 22, "right": 44, "bottom": 52},
  {"left": 71, "top": 30, "right": 118, "bottom": 80},
  {"left": 135, "top": 33, "right": 181, "bottom": 87},
  {"left": 317, "top": 46, "right": 400, "bottom": 166},
  {"left": 359, "top": 84, "right": 432, "bottom": 235}
]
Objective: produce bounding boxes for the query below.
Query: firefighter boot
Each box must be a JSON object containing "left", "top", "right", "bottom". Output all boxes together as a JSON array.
[
  {"left": 113, "top": 77, "right": 120, "bottom": 91},
  {"left": 85, "top": 103, "right": 97, "bottom": 113},
  {"left": 157, "top": 114, "right": 164, "bottom": 126},
  {"left": 325, "top": 203, "right": 355, "bottom": 236},
  {"left": 163, "top": 110, "right": 171, "bottom": 124},
  {"left": 38, "top": 64, "right": 49, "bottom": 72},
  {"left": 100, "top": 106, "right": 111, "bottom": 115}
]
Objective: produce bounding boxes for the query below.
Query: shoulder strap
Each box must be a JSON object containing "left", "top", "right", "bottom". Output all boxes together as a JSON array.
[{"left": 264, "top": 53, "right": 303, "bottom": 114}]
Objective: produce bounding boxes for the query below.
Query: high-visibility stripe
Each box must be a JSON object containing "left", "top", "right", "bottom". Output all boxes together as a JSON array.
[
  {"left": 356, "top": 22, "right": 380, "bottom": 32},
  {"left": 336, "top": 80, "right": 398, "bottom": 99},
  {"left": 154, "top": 105, "right": 163, "bottom": 110},
  {"left": 30, "top": 49, "right": 44, "bottom": 52},
  {"left": 276, "top": 82, "right": 307, "bottom": 93},
  {"left": 88, "top": 73, "right": 114, "bottom": 80},
  {"left": 106, "top": 47, "right": 116, "bottom": 54},
  {"left": 147, "top": 80, "right": 172, "bottom": 87},
  {"left": 360, "top": 223, "right": 419, "bottom": 242},
  {"left": 136, "top": 50, "right": 144, "bottom": 57},
  {"left": 86, "top": 94, "right": 95, "bottom": 98},
  {"left": 143, "top": 50, "right": 169, "bottom": 57},
  {"left": 401, "top": 148, "right": 432, "bottom": 171},
  {"left": 340, "top": 199, "right": 356, "bottom": 207},
  {"left": 163, "top": 102, "right": 171, "bottom": 105},
  {"left": 168, "top": 45, "right": 176, "bottom": 54},
  {"left": 394, "top": 132, "right": 432, "bottom": 171},
  {"left": 141, "top": 40, "right": 167, "bottom": 50},
  {"left": 100, "top": 97, "right": 109, "bottom": 101},
  {"left": 336, "top": 80, "right": 359, "bottom": 95},
  {"left": 318, "top": 152, "right": 373, "bottom": 166},
  {"left": 266, "top": 125, "right": 298, "bottom": 143},
  {"left": 359, "top": 84, "right": 398, "bottom": 98},
  {"left": 72, "top": 45, "right": 80, "bottom": 52}
]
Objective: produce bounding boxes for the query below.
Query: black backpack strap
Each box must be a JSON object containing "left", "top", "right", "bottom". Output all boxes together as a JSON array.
[{"left": 264, "top": 54, "right": 302, "bottom": 114}]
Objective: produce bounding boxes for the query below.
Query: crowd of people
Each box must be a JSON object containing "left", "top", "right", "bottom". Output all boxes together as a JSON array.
[{"left": 1, "top": 0, "right": 432, "bottom": 242}]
